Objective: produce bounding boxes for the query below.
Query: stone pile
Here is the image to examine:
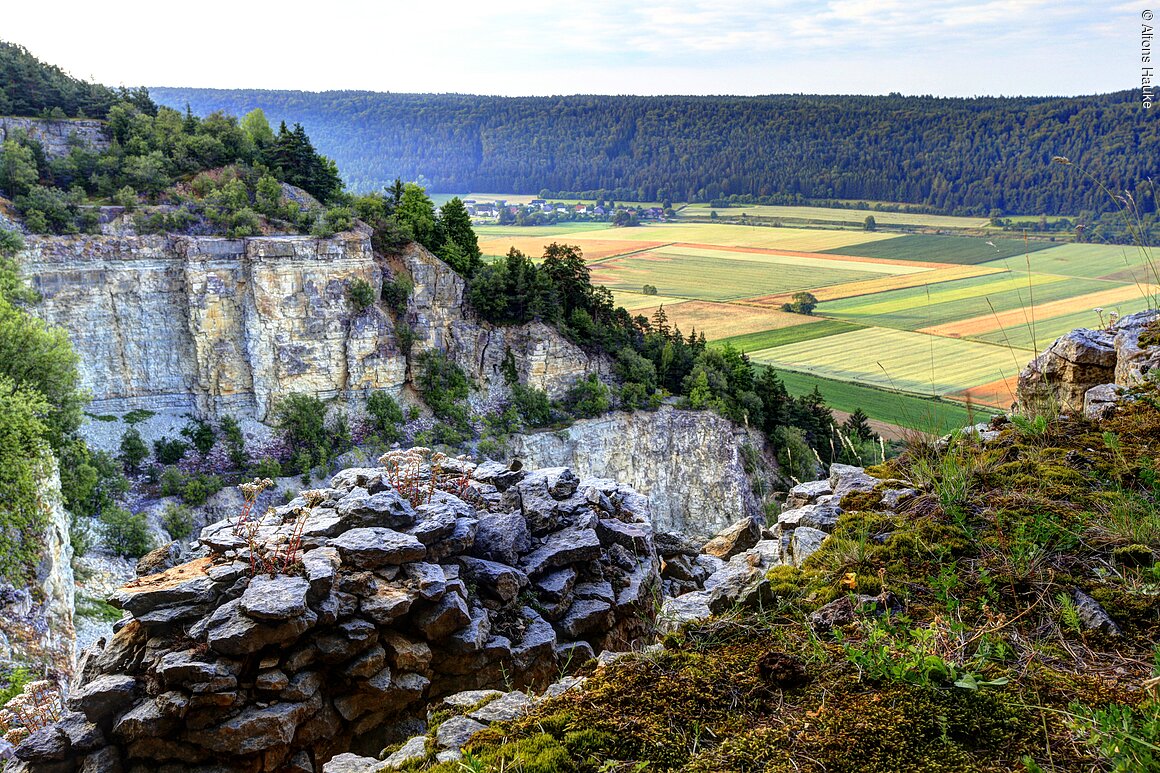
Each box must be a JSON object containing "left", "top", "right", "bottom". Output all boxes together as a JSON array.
[{"left": 9, "top": 457, "right": 660, "bottom": 773}]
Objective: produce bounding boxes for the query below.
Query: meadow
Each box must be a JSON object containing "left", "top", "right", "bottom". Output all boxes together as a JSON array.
[
  {"left": 679, "top": 202, "right": 991, "bottom": 230},
  {"left": 823, "top": 234, "right": 1060, "bottom": 264}
]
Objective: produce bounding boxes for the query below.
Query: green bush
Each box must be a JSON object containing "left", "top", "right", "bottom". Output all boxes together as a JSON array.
[
  {"left": 0, "top": 375, "right": 50, "bottom": 585},
  {"left": 252, "top": 456, "right": 283, "bottom": 479},
  {"left": 367, "top": 391, "right": 404, "bottom": 443},
  {"left": 119, "top": 426, "right": 148, "bottom": 471},
  {"left": 416, "top": 350, "right": 471, "bottom": 422},
  {"left": 347, "top": 277, "right": 376, "bottom": 312},
  {"left": 565, "top": 373, "right": 609, "bottom": 418},
  {"left": 161, "top": 503, "right": 194, "bottom": 541},
  {"left": 100, "top": 506, "right": 153, "bottom": 558},
  {"left": 511, "top": 383, "right": 553, "bottom": 427},
  {"left": 181, "top": 417, "right": 216, "bottom": 456},
  {"left": 159, "top": 465, "right": 185, "bottom": 497},
  {"left": 180, "top": 473, "right": 222, "bottom": 507},
  {"left": 220, "top": 415, "right": 248, "bottom": 469},
  {"left": 381, "top": 273, "right": 413, "bottom": 314},
  {"left": 153, "top": 435, "right": 188, "bottom": 464},
  {"left": 275, "top": 393, "right": 329, "bottom": 460}
]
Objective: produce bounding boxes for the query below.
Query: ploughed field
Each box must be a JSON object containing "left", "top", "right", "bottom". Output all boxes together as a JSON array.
[{"left": 474, "top": 215, "right": 1159, "bottom": 432}]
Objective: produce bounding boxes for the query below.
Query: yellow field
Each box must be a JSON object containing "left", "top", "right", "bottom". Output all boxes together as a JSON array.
[
  {"left": 595, "top": 223, "right": 902, "bottom": 251},
  {"left": 633, "top": 301, "right": 822, "bottom": 340},
  {"left": 612, "top": 291, "right": 689, "bottom": 311},
  {"left": 918, "top": 283, "right": 1160, "bottom": 339},
  {"left": 680, "top": 203, "right": 991, "bottom": 230},
  {"left": 740, "top": 264, "right": 1005, "bottom": 307},
  {"left": 748, "top": 327, "right": 1019, "bottom": 396},
  {"left": 654, "top": 245, "right": 934, "bottom": 275}
]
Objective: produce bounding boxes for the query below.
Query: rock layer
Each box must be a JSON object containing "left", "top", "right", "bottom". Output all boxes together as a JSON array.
[
  {"left": 20, "top": 233, "right": 609, "bottom": 423},
  {"left": 509, "top": 406, "right": 777, "bottom": 539}
]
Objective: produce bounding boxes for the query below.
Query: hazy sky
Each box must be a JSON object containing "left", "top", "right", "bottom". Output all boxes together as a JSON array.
[{"left": 3, "top": 0, "right": 1142, "bottom": 96}]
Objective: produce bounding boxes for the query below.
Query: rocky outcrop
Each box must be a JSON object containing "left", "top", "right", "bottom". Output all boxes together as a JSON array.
[
  {"left": 20, "top": 232, "right": 610, "bottom": 425},
  {"left": 11, "top": 456, "right": 658, "bottom": 772},
  {"left": 0, "top": 117, "right": 109, "bottom": 160},
  {"left": 510, "top": 406, "right": 778, "bottom": 540},
  {"left": 1016, "top": 310, "right": 1159, "bottom": 416},
  {"left": 0, "top": 455, "right": 75, "bottom": 677}
]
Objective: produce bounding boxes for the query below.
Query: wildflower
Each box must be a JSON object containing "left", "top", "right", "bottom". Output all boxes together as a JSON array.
[{"left": 1052, "top": 156, "right": 1072, "bottom": 165}]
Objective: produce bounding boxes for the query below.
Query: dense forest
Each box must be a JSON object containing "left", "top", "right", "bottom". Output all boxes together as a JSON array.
[
  {"left": 151, "top": 88, "right": 1157, "bottom": 216},
  {"left": 0, "top": 42, "right": 151, "bottom": 119}
]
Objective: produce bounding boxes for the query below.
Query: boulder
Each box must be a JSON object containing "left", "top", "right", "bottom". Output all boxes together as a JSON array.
[
  {"left": 329, "top": 528, "right": 427, "bottom": 568},
  {"left": 701, "top": 516, "right": 763, "bottom": 560},
  {"left": 1017, "top": 327, "right": 1117, "bottom": 414}
]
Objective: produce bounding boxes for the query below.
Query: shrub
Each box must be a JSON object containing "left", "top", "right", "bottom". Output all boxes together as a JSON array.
[
  {"left": 416, "top": 350, "right": 470, "bottom": 422},
  {"left": 274, "top": 392, "right": 330, "bottom": 461},
  {"left": 347, "top": 277, "right": 375, "bottom": 312},
  {"left": 158, "top": 465, "right": 185, "bottom": 497},
  {"left": 565, "top": 373, "right": 609, "bottom": 418},
  {"left": 180, "top": 473, "right": 222, "bottom": 507},
  {"left": 181, "top": 417, "right": 216, "bottom": 456},
  {"left": 160, "top": 503, "right": 194, "bottom": 541},
  {"left": 220, "top": 415, "right": 248, "bottom": 469},
  {"left": 0, "top": 376, "right": 50, "bottom": 585},
  {"left": 100, "top": 506, "right": 152, "bottom": 558},
  {"left": 252, "top": 457, "right": 283, "bottom": 479},
  {"left": 118, "top": 426, "right": 147, "bottom": 471},
  {"left": 511, "top": 383, "right": 554, "bottom": 427},
  {"left": 367, "top": 391, "right": 404, "bottom": 443},
  {"left": 153, "top": 436, "right": 188, "bottom": 464},
  {"left": 381, "top": 273, "right": 413, "bottom": 314}
]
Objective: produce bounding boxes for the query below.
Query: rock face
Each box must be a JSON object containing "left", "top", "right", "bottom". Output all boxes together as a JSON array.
[
  {"left": 16, "top": 456, "right": 659, "bottom": 772},
  {"left": 1016, "top": 311, "right": 1159, "bottom": 416},
  {"left": 0, "top": 117, "right": 109, "bottom": 160},
  {"left": 0, "top": 455, "right": 75, "bottom": 676},
  {"left": 510, "top": 406, "right": 778, "bottom": 539},
  {"left": 20, "top": 233, "right": 610, "bottom": 424}
]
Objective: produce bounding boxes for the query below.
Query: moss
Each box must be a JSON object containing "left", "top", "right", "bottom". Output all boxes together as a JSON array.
[{"left": 1139, "top": 316, "right": 1160, "bottom": 348}]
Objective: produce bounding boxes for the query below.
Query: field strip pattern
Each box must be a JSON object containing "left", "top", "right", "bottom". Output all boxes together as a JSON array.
[
  {"left": 712, "top": 320, "right": 862, "bottom": 352},
  {"left": 587, "top": 252, "right": 887, "bottom": 301},
  {"left": 983, "top": 242, "right": 1160, "bottom": 280},
  {"left": 611, "top": 291, "right": 689, "bottom": 311},
  {"left": 671, "top": 243, "right": 949, "bottom": 270},
  {"left": 919, "top": 283, "right": 1160, "bottom": 339},
  {"left": 551, "top": 223, "right": 904, "bottom": 251},
  {"left": 739, "top": 264, "right": 1005, "bottom": 307},
  {"left": 632, "top": 301, "right": 823, "bottom": 340},
  {"left": 946, "top": 376, "right": 1022, "bottom": 410},
  {"left": 649, "top": 245, "right": 934, "bottom": 275},
  {"left": 748, "top": 327, "right": 1021, "bottom": 396}
]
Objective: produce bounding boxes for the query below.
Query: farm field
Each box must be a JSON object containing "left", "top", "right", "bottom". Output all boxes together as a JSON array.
[
  {"left": 748, "top": 327, "right": 1019, "bottom": 396},
  {"left": 984, "top": 241, "right": 1160, "bottom": 284},
  {"left": 711, "top": 320, "right": 861, "bottom": 352},
  {"left": 632, "top": 302, "right": 823, "bottom": 341},
  {"left": 766, "top": 367, "right": 999, "bottom": 435},
  {"left": 587, "top": 248, "right": 889, "bottom": 301},
  {"left": 470, "top": 220, "right": 1123, "bottom": 429},
  {"left": 825, "top": 234, "right": 1061, "bottom": 264},
  {"left": 680, "top": 203, "right": 991, "bottom": 230},
  {"left": 816, "top": 272, "right": 1119, "bottom": 333}
]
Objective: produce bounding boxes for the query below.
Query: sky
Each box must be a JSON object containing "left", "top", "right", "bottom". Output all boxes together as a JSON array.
[{"left": 2, "top": 0, "right": 1144, "bottom": 97}]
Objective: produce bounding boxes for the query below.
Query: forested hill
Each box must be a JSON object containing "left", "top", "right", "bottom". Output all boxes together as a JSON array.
[{"left": 150, "top": 88, "right": 1156, "bottom": 216}]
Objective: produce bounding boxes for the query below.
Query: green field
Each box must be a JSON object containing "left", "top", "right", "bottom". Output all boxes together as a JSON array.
[
  {"left": 712, "top": 320, "right": 863, "bottom": 352},
  {"left": 748, "top": 327, "right": 1019, "bottom": 396},
  {"left": 588, "top": 249, "right": 886, "bottom": 301},
  {"left": 983, "top": 241, "right": 1160, "bottom": 283},
  {"left": 825, "top": 234, "right": 1062, "bottom": 264},
  {"left": 816, "top": 271, "right": 1120, "bottom": 333},
  {"left": 766, "top": 366, "right": 999, "bottom": 435},
  {"left": 973, "top": 296, "right": 1159, "bottom": 350},
  {"left": 681, "top": 203, "right": 990, "bottom": 230}
]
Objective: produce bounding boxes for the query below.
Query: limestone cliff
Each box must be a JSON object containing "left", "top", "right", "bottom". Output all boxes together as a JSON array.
[
  {"left": 0, "top": 117, "right": 109, "bottom": 160},
  {"left": 510, "top": 406, "right": 778, "bottom": 539},
  {"left": 20, "top": 231, "right": 610, "bottom": 424}
]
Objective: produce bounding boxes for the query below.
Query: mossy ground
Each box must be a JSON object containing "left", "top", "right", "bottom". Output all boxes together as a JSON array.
[{"left": 414, "top": 384, "right": 1160, "bottom": 772}]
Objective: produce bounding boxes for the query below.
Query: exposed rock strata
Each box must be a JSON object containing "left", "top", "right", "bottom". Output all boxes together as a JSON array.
[
  {"left": 509, "top": 406, "right": 778, "bottom": 539},
  {"left": 0, "top": 117, "right": 109, "bottom": 160},
  {"left": 12, "top": 457, "right": 659, "bottom": 772},
  {"left": 19, "top": 233, "right": 610, "bottom": 423}
]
